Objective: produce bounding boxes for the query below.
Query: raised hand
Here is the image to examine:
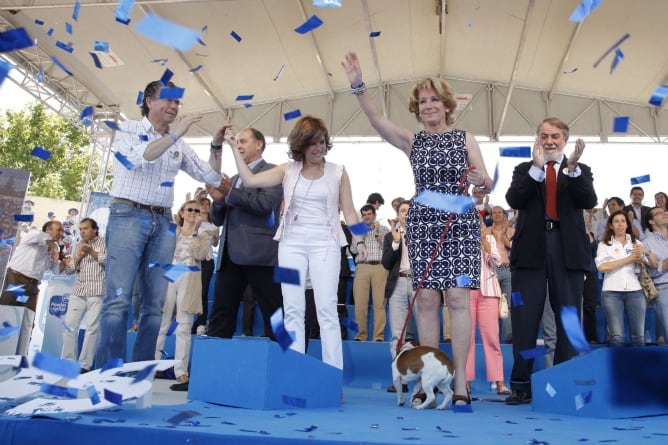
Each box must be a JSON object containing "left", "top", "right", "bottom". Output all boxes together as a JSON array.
[
  {"left": 567, "top": 138, "right": 585, "bottom": 172},
  {"left": 532, "top": 137, "right": 544, "bottom": 169},
  {"left": 173, "top": 114, "right": 203, "bottom": 138},
  {"left": 212, "top": 124, "right": 232, "bottom": 146},
  {"left": 341, "top": 51, "right": 363, "bottom": 86}
]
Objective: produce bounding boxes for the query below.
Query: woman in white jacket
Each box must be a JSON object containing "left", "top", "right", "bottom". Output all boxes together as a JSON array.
[{"left": 226, "top": 116, "right": 367, "bottom": 370}]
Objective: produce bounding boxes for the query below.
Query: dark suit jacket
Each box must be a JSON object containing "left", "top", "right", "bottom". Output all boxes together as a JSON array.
[
  {"left": 382, "top": 232, "right": 402, "bottom": 299},
  {"left": 210, "top": 159, "right": 283, "bottom": 270},
  {"left": 506, "top": 158, "right": 597, "bottom": 271},
  {"left": 624, "top": 204, "right": 651, "bottom": 232}
]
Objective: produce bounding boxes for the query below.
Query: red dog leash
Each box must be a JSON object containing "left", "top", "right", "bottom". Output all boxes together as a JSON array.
[{"left": 395, "top": 166, "right": 475, "bottom": 353}]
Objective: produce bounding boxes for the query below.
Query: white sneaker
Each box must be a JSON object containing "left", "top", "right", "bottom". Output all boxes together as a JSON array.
[{"left": 196, "top": 325, "right": 206, "bottom": 336}]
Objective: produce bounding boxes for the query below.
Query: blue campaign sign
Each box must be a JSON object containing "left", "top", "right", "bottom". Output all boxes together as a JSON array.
[{"left": 48, "top": 294, "right": 69, "bottom": 318}]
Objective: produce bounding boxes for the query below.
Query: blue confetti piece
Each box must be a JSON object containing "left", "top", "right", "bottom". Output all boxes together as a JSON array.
[
  {"left": 348, "top": 221, "right": 371, "bottom": 235},
  {"left": 166, "top": 320, "right": 178, "bottom": 336},
  {"left": 197, "top": 37, "right": 206, "bottom": 46},
  {"left": 13, "top": 214, "right": 34, "bottom": 222},
  {"left": 160, "top": 68, "right": 173, "bottom": 86},
  {"left": 294, "top": 15, "right": 324, "bottom": 34},
  {"left": 187, "top": 265, "right": 201, "bottom": 272},
  {"left": 491, "top": 162, "right": 500, "bottom": 192},
  {"left": 160, "top": 181, "right": 174, "bottom": 187},
  {"left": 593, "top": 33, "right": 631, "bottom": 69},
  {"left": 132, "top": 363, "right": 157, "bottom": 383},
  {"left": 610, "top": 48, "right": 623, "bottom": 74},
  {"left": 273, "top": 266, "right": 300, "bottom": 285},
  {"left": 50, "top": 55, "right": 72, "bottom": 76},
  {"left": 37, "top": 64, "right": 44, "bottom": 82},
  {"left": 244, "top": 103, "right": 253, "bottom": 108},
  {"left": 369, "top": 31, "right": 381, "bottom": 38},
  {"left": 55, "top": 40, "right": 74, "bottom": 53},
  {"left": 414, "top": 189, "right": 474, "bottom": 214},
  {"left": 151, "top": 58, "right": 168, "bottom": 65},
  {"left": 268, "top": 211, "right": 276, "bottom": 227},
  {"left": 31, "top": 146, "right": 51, "bottom": 160},
  {"left": 136, "top": 90, "right": 144, "bottom": 105},
  {"left": 148, "top": 261, "right": 162, "bottom": 268},
  {"left": 134, "top": 13, "right": 202, "bottom": 51},
  {"left": 16, "top": 294, "right": 29, "bottom": 304},
  {"left": 164, "top": 263, "right": 189, "bottom": 282},
  {"left": 455, "top": 275, "right": 472, "bottom": 287},
  {"left": 273, "top": 64, "right": 285, "bottom": 81},
  {"left": 72, "top": 1, "right": 81, "bottom": 21},
  {"left": 281, "top": 394, "right": 306, "bottom": 408},
  {"left": 520, "top": 346, "right": 548, "bottom": 359},
  {"left": 65, "top": 22, "right": 73, "bottom": 35},
  {"left": 0, "top": 27, "right": 35, "bottom": 53},
  {"left": 560, "top": 306, "right": 592, "bottom": 353},
  {"left": 87, "top": 385, "right": 100, "bottom": 405},
  {"left": 167, "top": 410, "right": 201, "bottom": 425},
  {"left": 236, "top": 94, "right": 254, "bottom": 101},
  {"left": 499, "top": 146, "right": 531, "bottom": 157},
  {"left": 104, "top": 388, "right": 123, "bottom": 405},
  {"left": 40, "top": 383, "right": 78, "bottom": 398},
  {"left": 511, "top": 291, "right": 524, "bottom": 306},
  {"left": 284, "top": 109, "right": 302, "bottom": 121},
  {"left": 613, "top": 116, "right": 629, "bottom": 133},
  {"left": 115, "top": 287, "right": 123, "bottom": 297},
  {"left": 230, "top": 31, "right": 242, "bottom": 42},
  {"left": 0, "top": 59, "right": 12, "bottom": 86},
  {"left": 32, "top": 351, "right": 81, "bottom": 378},
  {"left": 168, "top": 222, "right": 177, "bottom": 236},
  {"left": 35, "top": 19, "right": 45, "bottom": 26},
  {"left": 568, "top": 0, "right": 602, "bottom": 23},
  {"left": 139, "top": 134, "right": 149, "bottom": 141},
  {"left": 630, "top": 174, "right": 650, "bottom": 185},
  {"left": 6, "top": 284, "right": 25, "bottom": 294},
  {"left": 341, "top": 317, "right": 359, "bottom": 332},
  {"left": 114, "top": 151, "right": 134, "bottom": 170},
  {"left": 101, "top": 357, "right": 123, "bottom": 372},
  {"left": 0, "top": 238, "right": 15, "bottom": 246},
  {"left": 189, "top": 64, "right": 203, "bottom": 72},
  {"left": 159, "top": 87, "right": 185, "bottom": 100},
  {"left": 115, "top": 0, "right": 135, "bottom": 24},
  {"left": 0, "top": 323, "right": 19, "bottom": 338},
  {"left": 94, "top": 40, "right": 109, "bottom": 52},
  {"left": 79, "top": 105, "right": 94, "bottom": 121},
  {"left": 649, "top": 85, "right": 668, "bottom": 107},
  {"left": 271, "top": 307, "right": 295, "bottom": 351},
  {"left": 47, "top": 28, "right": 54, "bottom": 37}
]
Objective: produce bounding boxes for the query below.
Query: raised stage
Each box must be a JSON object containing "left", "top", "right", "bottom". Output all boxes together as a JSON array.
[{"left": 1, "top": 339, "right": 667, "bottom": 445}]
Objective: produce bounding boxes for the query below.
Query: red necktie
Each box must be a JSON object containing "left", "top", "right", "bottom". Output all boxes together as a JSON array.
[{"left": 545, "top": 161, "right": 558, "bottom": 220}]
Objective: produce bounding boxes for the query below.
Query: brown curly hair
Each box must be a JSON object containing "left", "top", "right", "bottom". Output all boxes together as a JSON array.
[
  {"left": 408, "top": 77, "right": 457, "bottom": 126},
  {"left": 287, "top": 116, "right": 333, "bottom": 162}
]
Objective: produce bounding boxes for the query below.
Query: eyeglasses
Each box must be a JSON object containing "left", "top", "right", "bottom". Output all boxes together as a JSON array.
[{"left": 184, "top": 208, "right": 200, "bottom": 213}]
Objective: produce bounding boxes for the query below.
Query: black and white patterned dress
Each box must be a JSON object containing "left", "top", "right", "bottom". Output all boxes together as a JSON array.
[{"left": 406, "top": 129, "right": 481, "bottom": 290}]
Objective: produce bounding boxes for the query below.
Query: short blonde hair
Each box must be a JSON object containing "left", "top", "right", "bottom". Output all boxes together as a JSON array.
[{"left": 408, "top": 77, "right": 457, "bottom": 126}]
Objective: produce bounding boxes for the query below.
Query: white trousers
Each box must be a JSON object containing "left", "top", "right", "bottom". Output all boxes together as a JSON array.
[
  {"left": 61, "top": 294, "right": 103, "bottom": 370},
  {"left": 279, "top": 225, "right": 342, "bottom": 369},
  {"left": 155, "top": 276, "right": 194, "bottom": 378}
]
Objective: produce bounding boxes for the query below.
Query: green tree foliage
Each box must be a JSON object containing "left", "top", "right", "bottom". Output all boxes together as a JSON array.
[{"left": 0, "top": 103, "right": 91, "bottom": 200}]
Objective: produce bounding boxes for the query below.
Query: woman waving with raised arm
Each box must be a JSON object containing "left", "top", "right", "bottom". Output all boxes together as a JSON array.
[
  {"left": 227, "top": 116, "right": 366, "bottom": 371},
  {"left": 342, "top": 51, "right": 492, "bottom": 407}
]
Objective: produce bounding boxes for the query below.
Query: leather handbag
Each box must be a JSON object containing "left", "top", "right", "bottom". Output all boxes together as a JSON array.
[
  {"left": 499, "top": 293, "right": 510, "bottom": 319},
  {"left": 639, "top": 262, "right": 659, "bottom": 303}
]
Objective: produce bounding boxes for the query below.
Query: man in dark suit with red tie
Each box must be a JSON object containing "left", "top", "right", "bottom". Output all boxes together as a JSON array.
[{"left": 504, "top": 117, "right": 597, "bottom": 405}]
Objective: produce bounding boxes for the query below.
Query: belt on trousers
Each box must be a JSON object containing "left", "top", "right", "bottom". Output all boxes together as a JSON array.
[
  {"left": 112, "top": 198, "right": 171, "bottom": 215},
  {"left": 8, "top": 268, "right": 38, "bottom": 284},
  {"left": 399, "top": 271, "right": 413, "bottom": 278},
  {"left": 360, "top": 261, "right": 380, "bottom": 265},
  {"left": 497, "top": 264, "right": 510, "bottom": 269},
  {"left": 545, "top": 220, "right": 560, "bottom": 230}
]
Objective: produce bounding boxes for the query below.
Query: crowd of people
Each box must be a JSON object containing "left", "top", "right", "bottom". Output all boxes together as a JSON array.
[{"left": 1, "top": 71, "right": 666, "bottom": 407}]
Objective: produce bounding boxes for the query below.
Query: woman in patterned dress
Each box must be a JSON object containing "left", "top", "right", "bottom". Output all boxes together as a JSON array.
[{"left": 342, "top": 52, "right": 493, "bottom": 406}]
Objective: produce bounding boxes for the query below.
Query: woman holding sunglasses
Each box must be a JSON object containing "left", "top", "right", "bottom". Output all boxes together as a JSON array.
[{"left": 155, "top": 199, "right": 211, "bottom": 390}]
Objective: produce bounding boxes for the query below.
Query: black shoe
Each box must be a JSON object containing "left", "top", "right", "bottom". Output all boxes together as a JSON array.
[
  {"left": 505, "top": 390, "right": 532, "bottom": 405},
  {"left": 170, "top": 381, "right": 189, "bottom": 391}
]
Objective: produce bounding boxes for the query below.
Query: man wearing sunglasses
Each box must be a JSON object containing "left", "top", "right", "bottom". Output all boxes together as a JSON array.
[{"left": 96, "top": 79, "right": 226, "bottom": 367}]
